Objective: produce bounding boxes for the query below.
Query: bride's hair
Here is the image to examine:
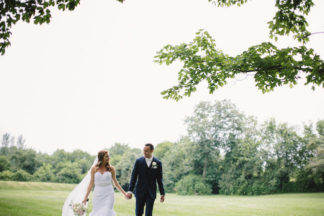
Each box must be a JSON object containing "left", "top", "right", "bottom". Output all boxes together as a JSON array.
[{"left": 96, "top": 150, "right": 112, "bottom": 171}]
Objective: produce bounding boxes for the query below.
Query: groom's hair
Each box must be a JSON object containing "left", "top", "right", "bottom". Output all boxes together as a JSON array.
[{"left": 145, "top": 143, "right": 154, "bottom": 150}]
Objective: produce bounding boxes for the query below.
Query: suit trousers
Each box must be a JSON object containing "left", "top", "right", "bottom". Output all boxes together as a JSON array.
[{"left": 135, "top": 193, "right": 155, "bottom": 216}]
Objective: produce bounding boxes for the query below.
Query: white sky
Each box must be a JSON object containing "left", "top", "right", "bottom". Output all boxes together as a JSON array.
[{"left": 0, "top": 0, "right": 323, "bottom": 155}]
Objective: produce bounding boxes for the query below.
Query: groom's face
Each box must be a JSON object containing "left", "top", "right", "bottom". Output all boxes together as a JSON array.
[{"left": 143, "top": 146, "right": 153, "bottom": 158}]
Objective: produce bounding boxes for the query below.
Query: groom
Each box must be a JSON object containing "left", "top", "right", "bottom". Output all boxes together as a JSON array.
[{"left": 126, "top": 143, "right": 165, "bottom": 216}]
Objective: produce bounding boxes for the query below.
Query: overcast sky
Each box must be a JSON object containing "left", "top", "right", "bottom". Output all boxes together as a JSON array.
[{"left": 1, "top": 0, "right": 323, "bottom": 155}]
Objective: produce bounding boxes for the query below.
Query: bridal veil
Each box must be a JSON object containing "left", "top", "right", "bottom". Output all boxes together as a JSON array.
[{"left": 62, "top": 157, "right": 98, "bottom": 216}]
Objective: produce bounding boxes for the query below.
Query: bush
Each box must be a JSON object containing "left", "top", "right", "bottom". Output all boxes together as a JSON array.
[
  {"left": 175, "top": 174, "right": 212, "bottom": 195},
  {"left": 0, "top": 156, "right": 10, "bottom": 172},
  {"left": 56, "top": 166, "right": 81, "bottom": 184},
  {"left": 218, "top": 172, "right": 237, "bottom": 195},
  {"left": 33, "top": 163, "right": 55, "bottom": 182},
  {"left": 12, "top": 169, "right": 32, "bottom": 181},
  {"left": 0, "top": 170, "right": 15, "bottom": 180}
]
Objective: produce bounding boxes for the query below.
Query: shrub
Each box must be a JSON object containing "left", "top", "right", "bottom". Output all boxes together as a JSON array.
[
  {"left": 0, "top": 156, "right": 10, "bottom": 172},
  {"left": 0, "top": 170, "right": 15, "bottom": 180},
  {"left": 56, "top": 166, "right": 81, "bottom": 184},
  {"left": 175, "top": 174, "right": 212, "bottom": 195},
  {"left": 12, "top": 169, "right": 32, "bottom": 181},
  {"left": 33, "top": 163, "right": 54, "bottom": 182}
]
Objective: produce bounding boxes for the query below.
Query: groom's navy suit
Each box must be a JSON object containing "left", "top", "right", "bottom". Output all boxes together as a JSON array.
[{"left": 128, "top": 156, "right": 165, "bottom": 216}]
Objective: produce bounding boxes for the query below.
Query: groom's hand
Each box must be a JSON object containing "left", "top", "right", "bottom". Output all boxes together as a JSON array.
[{"left": 160, "top": 195, "right": 165, "bottom": 203}]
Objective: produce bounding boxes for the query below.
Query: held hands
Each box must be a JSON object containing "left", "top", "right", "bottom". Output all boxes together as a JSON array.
[
  {"left": 125, "top": 192, "right": 133, "bottom": 199},
  {"left": 124, "top": 192, "right": 163, "bottom": 202}
]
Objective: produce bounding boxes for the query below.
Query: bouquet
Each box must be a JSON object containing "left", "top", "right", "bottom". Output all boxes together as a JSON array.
[{"left": 69, "top": 201, "right": 87, "bottom": 216}]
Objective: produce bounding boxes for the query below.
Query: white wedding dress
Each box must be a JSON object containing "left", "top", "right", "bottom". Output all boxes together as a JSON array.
[
  {"left": 62, "top": 157, "right": 117, "bottom": 216},
  {"left": 90, "top": 171, "right": 116, "bottom": 216}
]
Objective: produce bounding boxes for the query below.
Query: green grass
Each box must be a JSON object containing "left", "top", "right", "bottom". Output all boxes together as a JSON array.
[{"left": 1, "top": 181, "right": 324, "bottom": 216}]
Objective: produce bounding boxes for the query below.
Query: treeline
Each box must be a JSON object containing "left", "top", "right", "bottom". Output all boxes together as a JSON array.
[
  {"left": 157, "top": 101, "right": 324, "bottom": 195},
  {"left": 1, "top": 100, "right": 324, "bottom": 196},
  {"left": 0, "top": 140, "right": 96, "bottom": 183},
  {"left": 0, "top": 131, "right": 142, "bottom": 185}
]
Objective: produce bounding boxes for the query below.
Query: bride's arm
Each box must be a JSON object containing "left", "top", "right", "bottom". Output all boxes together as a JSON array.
[
  {"left": 82, "top": 166, "right": 96, "bottom": 204},
  {"left": 111, "top": 166, "right": 127, "bottom": 197}
]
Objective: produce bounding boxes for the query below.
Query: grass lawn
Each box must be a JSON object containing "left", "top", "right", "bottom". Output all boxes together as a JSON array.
[{"left": 0, "top": 181, "right": 324, "bottom": 216}]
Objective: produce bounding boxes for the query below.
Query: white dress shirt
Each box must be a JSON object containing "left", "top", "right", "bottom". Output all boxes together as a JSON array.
[{"left": 145, "top": 156, "right": 153, "bottom": 167}]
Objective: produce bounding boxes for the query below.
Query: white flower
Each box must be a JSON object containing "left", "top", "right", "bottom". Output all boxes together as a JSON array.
[
  {"left": 69, "top": 201, "right": 87, "bottom": 216},
  {"left": 152, "top": 162, "right": 158, "bottom": 169}
]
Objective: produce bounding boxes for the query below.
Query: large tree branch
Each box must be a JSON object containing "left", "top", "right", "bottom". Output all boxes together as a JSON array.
[
  {"left": 155, "top": 30, "right": 324, "bottom": 101},
  {"left": 209, "top": 0, "right": 314, "bottom": 43},
  {"left": 0, "top": 0, "right": 125, "bottom": 55}
]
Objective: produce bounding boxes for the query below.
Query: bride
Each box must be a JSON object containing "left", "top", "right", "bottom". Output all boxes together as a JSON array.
[{"left": 62, "top": 150, "right": 128, "bottom": 216}]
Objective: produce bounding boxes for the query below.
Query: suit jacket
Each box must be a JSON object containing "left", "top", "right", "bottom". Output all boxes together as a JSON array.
[{"left": 128, "top": 156, "right": 165, "bottom": 199}]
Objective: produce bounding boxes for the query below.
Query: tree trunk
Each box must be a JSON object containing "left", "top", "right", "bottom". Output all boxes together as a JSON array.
[{"left": 202, "top": 157, "right": 208, "bottom": 178}]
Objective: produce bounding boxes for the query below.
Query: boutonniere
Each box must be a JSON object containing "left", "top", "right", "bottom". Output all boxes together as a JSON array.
[{"left": 151, "top": 161, "right": 158, "bottom": 169}]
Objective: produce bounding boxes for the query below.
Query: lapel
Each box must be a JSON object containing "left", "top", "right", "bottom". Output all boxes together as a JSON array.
[
  {"left": 141, "top": 157, "right": 148, "bottom": 169},
  {"left": 142, "top": 156, "right": 154, "bottom": 169},
  {"left": 148, "top": 157, "right": 154, "bottom": 169}
]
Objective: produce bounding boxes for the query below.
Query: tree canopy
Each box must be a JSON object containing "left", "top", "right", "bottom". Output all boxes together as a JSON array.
[
  {"left": 208, "top": 0, "right": 314, "bottom": 43},
  {"left": 1, "top": 0, "right": 323, "bottom": 97},
  {"left": 155, "top": 0, "right": 324, "bottom": 100},
  {"left": 0, "top": 0, "right": 124, "bottom": 55},
  {"left": 155, "top": 31, "right": 324, "bottom": 101}
]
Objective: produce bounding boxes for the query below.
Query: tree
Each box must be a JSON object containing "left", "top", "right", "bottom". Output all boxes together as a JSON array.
[
  {"left": 258, "top": 119, "right": 315, "bottom": 193},
  {"left": 114, "top": 148, "right": 141, "bottom": 190},
  {"left": 56, "top": 162, "right": 82, "bottom": 183},
  {"left": 33, "top": 163, "right": 55, "bottom": 182},
  {"left": 154, "top": 141, "right": 174, "bottom": 160},
  {"left": 155, "top": 31, "right": 324, "bottom": 101},
  {"left": 317, "top": 120, "right": 324, "bottom": 136},
  {"left": 155, "top": 0, "right": 324, "bottom": 101},
  {"left": 8, "top": 148, "right": 40, "bottom": 174},
  {"left": 0, "top": 0, "right": 125, "bottom": 55},
  {"left": 109, "top": 143, "right": 130, "bottom": 166},
  {"left": 185, "top": 100, "right": 245, "bottom": 179},
  {"left": 1, "top": 133, "right": 10, "bottom": 148},
  {"left": 219, "top": 120, "right": 264, "bottom": 195},
  {"left": 305, "top": 120, "right": 324, "bottom": 189},
  {"left": 162, "top": 137, "right": 193, "bottom": 192},
  {"left": 12, "top": 169, "right": 32, "bottom": 181},
  {"left": 0, "top": 170, "right": 14, "bottom": 180},
  {"left": 69, "top": 149, "right": 93, "bottom": 163},
  {"left": 51, "top": 149, "right": 70, "bottom": 165},
  {"left": 9, "top": 136, "right": 15, "bottom": 147},
  {"left": 16, "top": 135, "right": 26, "bottom": 149},
  {"left": 0, "top": 155, "right": 10, "bottom": 172},
  {"left": 175, "top": 174, "right": 212, "bottom": 195},
  {"left": 209, "top": 0, "right": 314, "bottom": 43}
]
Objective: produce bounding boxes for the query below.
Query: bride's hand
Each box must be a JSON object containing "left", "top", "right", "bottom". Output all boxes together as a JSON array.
[
  {"left": 124, "top": 193, "right": 130, "bottom": 200},
  {"left": 82, "top": 198, "right": 88, "bottom": 205}
]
